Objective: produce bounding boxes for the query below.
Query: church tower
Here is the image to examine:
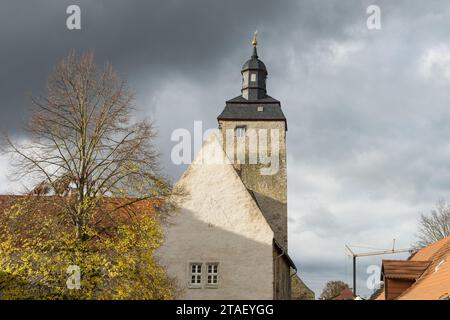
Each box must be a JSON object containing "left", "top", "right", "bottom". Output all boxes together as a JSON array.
[{"left": 217, "top": 32, "right": 288, "bottom": 250}]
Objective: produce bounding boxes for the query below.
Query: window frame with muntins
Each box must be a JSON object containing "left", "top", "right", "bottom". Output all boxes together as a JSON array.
[
  {"left": 205, "top": 263, "right": 219, "bottom": 288},
  {"left": 189, "top": 262, "right": 203, "bottom": 288}
]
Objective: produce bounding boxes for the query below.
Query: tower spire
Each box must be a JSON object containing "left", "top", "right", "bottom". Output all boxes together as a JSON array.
[
  {"left": 241, "top": 31, "right": 267, "bottom": 100},
  {"left": 251, "top": 30, "right": 258, "bottom": 58}
]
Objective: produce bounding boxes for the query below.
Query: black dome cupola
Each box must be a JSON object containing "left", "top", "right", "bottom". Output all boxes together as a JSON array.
[{"left": 241, "top": 31, "right": 268, "bottom": 100}]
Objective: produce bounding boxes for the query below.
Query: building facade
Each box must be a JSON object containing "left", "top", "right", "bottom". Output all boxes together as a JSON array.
[{"left": 158, "top": 35, "right": 296, "bottom": 299}]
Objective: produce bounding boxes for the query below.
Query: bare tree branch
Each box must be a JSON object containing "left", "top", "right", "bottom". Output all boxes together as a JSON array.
[
  {"left": 415, "top": 199, "right": 450, "bottom": 248},
  {"left": 2, "top": 51, "right": 172, "bottom": 241}
]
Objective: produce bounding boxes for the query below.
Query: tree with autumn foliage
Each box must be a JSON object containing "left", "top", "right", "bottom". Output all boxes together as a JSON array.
[
  {"left": 319, "top": 280, "right": 351, "bottom": 300},
  {"left": 0, "top": 51, "right": 178, "bottom": 299}
]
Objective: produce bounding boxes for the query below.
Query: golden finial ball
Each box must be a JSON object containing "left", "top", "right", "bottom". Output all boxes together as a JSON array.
[{"left": 252, "top": 30, "right": 258, "bottom": 46}]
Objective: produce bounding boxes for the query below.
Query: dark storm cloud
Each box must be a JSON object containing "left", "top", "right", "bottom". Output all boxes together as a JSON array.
[
  {"left": 3, "top": 0, "right": 450, "bottom": 297},
  {"left": 0, "top": 0, "right": 268, "bottom": 132},
  {"left": 0, "top": 0, "right": 366, "bottom": 134},
  {"left": 0, "top": 0, "right": 370, "bottom": 184}
]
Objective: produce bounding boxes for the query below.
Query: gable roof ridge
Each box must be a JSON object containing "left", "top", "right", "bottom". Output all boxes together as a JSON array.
[{"left": 176, "top": 132, "right": 277, "bottom": 237}]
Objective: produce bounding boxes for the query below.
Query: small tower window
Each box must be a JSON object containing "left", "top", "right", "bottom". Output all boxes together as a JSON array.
[
  {"left": 250, "top": 73, "right": 257, "bottom": 82},
  {"left": 235, "top": 126, "right": 246, "bottom": 137},
  {"left": 257, "top": 106, "right": 264, "bottom": 112}
]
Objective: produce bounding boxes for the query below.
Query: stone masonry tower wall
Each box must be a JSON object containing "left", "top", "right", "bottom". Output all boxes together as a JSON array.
[
  {"left": 217, "top": 34, "right": 288, "bottom": 250},
  {"left": 218, "top": 119, "right": 287, "bottom": 249}
]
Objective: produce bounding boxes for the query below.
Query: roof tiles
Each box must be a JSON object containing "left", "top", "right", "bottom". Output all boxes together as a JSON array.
[{"left": 375, "top": 236, "right": 450, "bottom": 300}]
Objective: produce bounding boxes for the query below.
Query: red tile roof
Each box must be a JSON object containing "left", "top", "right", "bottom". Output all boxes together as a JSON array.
[
  {"left": 0, "top": 195, "right": 161, "bottom": 236},
  {"left": 399, "top": 236, "right": 450, "bottom": 300},
  {"left": 375, "top": 235, "right": 450, "bottom": 300},
  {"left": 331, "top": 288, "right": 355, "bottom": 300},
  {"left": 382, "top": 260, "right": 431, "bottom": 280}
]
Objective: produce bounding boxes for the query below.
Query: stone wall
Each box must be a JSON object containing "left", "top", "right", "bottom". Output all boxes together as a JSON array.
[
  {"left": 218, "top": 120, "right": 287, "bottom": 250},
  {"left": 291, "top": 274, "right": 315, "bottom": 300}
]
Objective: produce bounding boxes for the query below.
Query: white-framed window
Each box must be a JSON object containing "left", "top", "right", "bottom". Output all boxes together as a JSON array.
[
  {"left": 235, "top": 126, "right": 246, "bottom": 138},
  {"left": 190, "top": 263, "right": 202, "bottom": 287},
  {"left": 257, "top": 106, "right": 264, "bottom": 112},
  {"left": 188, "top": 262, "right": 219, "bottom": 289},
  {"left": 250, "top": 73, "right": 257, "bottom": 82},
  {"left": 206, "top": 263, "right": 219, "bottom": 288}
]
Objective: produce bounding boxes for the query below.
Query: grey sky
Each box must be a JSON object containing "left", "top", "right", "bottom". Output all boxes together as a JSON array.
[{"left": 1, "top": 0, "right": 450, "bottom": 297}]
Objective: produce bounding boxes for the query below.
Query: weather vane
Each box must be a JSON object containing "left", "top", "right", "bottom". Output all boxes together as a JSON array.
[{"left": 252, "top": 30, "right": 258, "bottom": 47}]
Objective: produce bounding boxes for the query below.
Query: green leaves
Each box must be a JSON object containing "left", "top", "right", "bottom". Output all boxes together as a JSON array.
[{"left": 0, "top": 199, "right": 174, "bottom": 300}]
